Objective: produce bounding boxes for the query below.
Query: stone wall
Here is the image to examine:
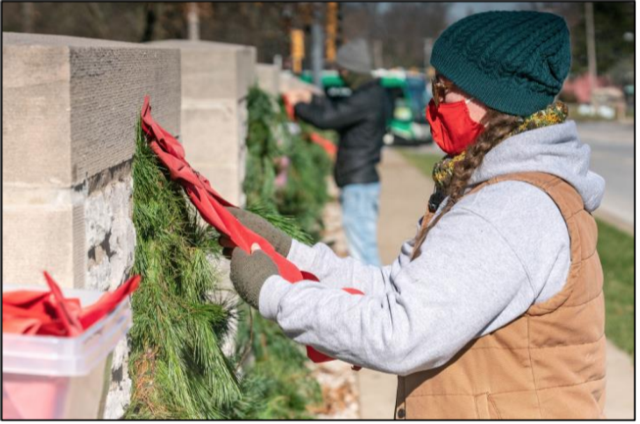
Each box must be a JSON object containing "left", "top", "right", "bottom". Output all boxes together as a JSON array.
[
  {"left": 3, "top": 32, "right": 181, "bottom": 290},
  {"left": 3, "top": 32, "right": 275, "bottom": 419},
  {"left": 2, "top": 32, "right": 181, "bottom": 419}
]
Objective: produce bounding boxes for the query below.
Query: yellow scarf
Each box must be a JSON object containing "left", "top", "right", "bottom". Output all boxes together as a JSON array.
[
  {"left": 429, "top": 101, "right": 568, "bottom": 212},
  {"left": 431, "top": 101, "right": 568, "bottom": 195}
]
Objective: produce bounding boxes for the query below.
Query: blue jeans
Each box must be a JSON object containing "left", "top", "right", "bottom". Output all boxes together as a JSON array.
[{"left": 340, "top": 182, "right": 381, "bottom": 266}]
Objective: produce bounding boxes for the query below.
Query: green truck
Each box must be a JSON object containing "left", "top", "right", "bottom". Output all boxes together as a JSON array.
[{"left": 300, "top": 69, "right": 432, "bottom": 146}]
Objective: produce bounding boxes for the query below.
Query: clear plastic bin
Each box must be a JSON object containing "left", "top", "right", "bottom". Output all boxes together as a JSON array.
[{"left": 3, "top": 284, "right": 132, "bottom": 419}]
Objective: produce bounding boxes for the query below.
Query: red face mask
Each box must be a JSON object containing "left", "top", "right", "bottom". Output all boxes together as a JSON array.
[{"left": 426, "top": 98, "right": 485, "bottom": 156}]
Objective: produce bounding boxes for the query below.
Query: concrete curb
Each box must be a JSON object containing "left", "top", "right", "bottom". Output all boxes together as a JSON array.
[{"left": 593, "top": 208, "right": 634, "bottom": 236}]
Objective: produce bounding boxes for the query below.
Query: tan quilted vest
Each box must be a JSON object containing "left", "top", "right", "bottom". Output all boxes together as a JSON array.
[{"left": 395, "top": 172, "right": 606, "bottom": 419}]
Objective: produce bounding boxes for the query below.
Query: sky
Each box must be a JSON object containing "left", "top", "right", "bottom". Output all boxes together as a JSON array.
[
  {"left": 447, "top": 2, "right": 524, "bottom": 21},
  {"left": 377, "top": 2, "right": 524, "bottom": 23}
]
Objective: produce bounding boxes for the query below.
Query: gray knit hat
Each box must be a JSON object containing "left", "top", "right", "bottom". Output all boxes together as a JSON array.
[{"left": 336, "top": 38, "right": 373, "bottom": 74}]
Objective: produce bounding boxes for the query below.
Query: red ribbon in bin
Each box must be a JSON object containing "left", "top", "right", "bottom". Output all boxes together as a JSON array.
[
  {"left": 3, "top": 273, "right": 140, "bottom": 420},
  {"left": 2, "top": 272, "right": 140, "bottom": 337},
  {"left": 141, "top": 96, "right": 363, "bottom": 365}
]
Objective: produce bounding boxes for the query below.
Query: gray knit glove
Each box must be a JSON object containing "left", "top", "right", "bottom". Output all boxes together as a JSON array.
[
  {"left": 226, "top": 207, "right": 292, "bottom": 257},
  {"left": 230, "top": 247, "right": 279, "bottom": 309}
]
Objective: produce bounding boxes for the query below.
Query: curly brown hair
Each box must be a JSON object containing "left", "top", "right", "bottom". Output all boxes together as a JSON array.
[{"left": 410, "top": 108, "right": 522, "bottom": 260}]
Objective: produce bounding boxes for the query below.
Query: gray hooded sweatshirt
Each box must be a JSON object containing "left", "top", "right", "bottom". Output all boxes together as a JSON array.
[{"left": 258, "top": 121, "right": 605, "bottom": 376}]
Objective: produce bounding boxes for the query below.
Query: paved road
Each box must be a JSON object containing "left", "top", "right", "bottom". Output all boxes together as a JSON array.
[
  {"left": 575, "top": 121, "right": 634, "bottom": 230},
  {"left": 416, "top": 121, "right": 634, "bottom": 231}
]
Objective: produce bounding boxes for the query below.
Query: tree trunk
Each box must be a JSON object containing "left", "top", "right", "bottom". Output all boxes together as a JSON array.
[
  {"left": 141, "top": 3, "right": 157, "bottom": 42},
  {"left": 21, "top": 2, "right": 35, "bottom": 33},
  {"left": 585, "top": 2, "right": 598, "bottom": 103},
  {"left": 187, "top": 3, "right": 199, "bottom": 41}
]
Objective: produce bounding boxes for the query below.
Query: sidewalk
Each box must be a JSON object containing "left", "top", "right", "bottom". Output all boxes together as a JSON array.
[
  {"left": 358, "top": 147, "right": 430, "bottom": 419},
  {"left": 356, "top": 147, "right": 634, "bottom": 419}
]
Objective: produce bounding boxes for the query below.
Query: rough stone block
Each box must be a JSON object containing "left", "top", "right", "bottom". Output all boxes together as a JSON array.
[
  {"left": 84, "top": 170, "right": 136, "bottom": 292},
  {"left": 3, "top": 32, "right": 181, "bottom": 187},
  {"left": 3, "top": 32, "right": 181, "bottom": 290},
  {"left": 3, "top": 157, "right": 138, "bottom": 294},
  {"left": 180, "top": 102, "right": 240, "bottom": 166},
  {"left": 256, "top": 63, "right": 280, "bottom": 95},
  {"left": 2, "top": 186, "right": 81, "bottom": 288},
  {"left": 103, "top": 337, "right": 132, "bottom": 419},
  {"left": 149, "top": 40, "right": 255, "bottom": 101},
  {"left": 195, "top": 163, "right": 243, "bottom": 206}
]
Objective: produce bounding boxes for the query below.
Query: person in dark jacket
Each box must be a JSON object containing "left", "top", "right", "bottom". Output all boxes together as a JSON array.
[{"left": 286, "top": 39, "right": 389, "bottom": 266}]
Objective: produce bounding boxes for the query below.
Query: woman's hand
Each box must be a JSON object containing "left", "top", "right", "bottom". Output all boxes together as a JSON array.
[
  {"left": 284, "top": 89, "right": 313, "bottom": 106},
  {"left": 230, "top": 244, "right": 280, "bottom": 309},
  {"left": 219, "top": 234, "right": 236, "bottom": 259},
  {"left": 221, "top": 207, "right": 292, "bottom": 258}
]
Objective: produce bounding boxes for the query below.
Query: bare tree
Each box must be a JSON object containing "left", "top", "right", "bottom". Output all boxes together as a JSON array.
[
  {"left": 4, "top": 2, "right": 452, "bottom": 69},
  {"left": 342, "top": 3, "right": 378, "bottom": 41},
  {"left": 21, "top": 3, "right": 35, "bottom": 32},
  {"left": 186, "top": 3, "right": 200, "bottom": 41},
  {"left": 381, "top": 3, "right": 451, "bottom": 68},
  {"left": 141, "top": 3, "right": 158, "bottom": 42}
]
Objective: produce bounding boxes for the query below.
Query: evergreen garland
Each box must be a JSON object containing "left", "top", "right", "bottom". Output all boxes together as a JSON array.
[
  {"left": 244, "top": 86, "right": 334, "bottom": 240},
  {"left": 232, "top": 86, "right": 338, "bottom": 418},
  {"left": 126, "top": 123, "right": 240, "bottom": 419},
  {"left": 126, "top": 85, "right": 333, "bottom": 418},
  {"left": 126, "top": 86, "right": 333, "bottom": 419},
  {"left": 275, "top": 122, "right": 333, "bottom": 240},
  {"left": 243, "top": 87, "right": 282, "bottom": 214},
  {"left": 223, "top": 303, "right": 322, "bottom": 419}
]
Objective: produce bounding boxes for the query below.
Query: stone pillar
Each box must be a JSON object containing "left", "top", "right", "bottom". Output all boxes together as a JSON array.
[
  {"left": 2, "top": 32, "right": 181, "bottom": 419},
  {"left": 256, "top": 63, "right": 280, "bottom": 96},
  {"left": 149, "top": 40, "right": 256, "bottom": 206}
]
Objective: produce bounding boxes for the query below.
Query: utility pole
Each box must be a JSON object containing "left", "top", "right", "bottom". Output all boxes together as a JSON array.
[
  {"left": 373, "top": 39, "right": 384, "bottom": 69},
  {"left": 187, "top": 3, "right": 200, "bottom": 41},
  {"left": 21, "top": 3, "right": 35, "bottom": 33},
  {"left": 423, "top": 37, "right": 434, "bottom": 72},
  {"left": 273, "top": 54, "right": 283, "bottom": 69},
  {"left": 325, "top": 2, "right": 338, "bottom": 63},
  {"left": 291, "top": 29, "right": 305, "bottom": 74},
  {"left": 585, "top": 2, "right": 598, "bottom": 102},
  {"left": 311, "top": 3, "right": 324, "bottom": 88}
]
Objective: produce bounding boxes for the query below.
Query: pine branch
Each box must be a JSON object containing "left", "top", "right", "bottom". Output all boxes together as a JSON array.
[
  {"left": 127, "top": 122, "right": 240, "bottom": 419},
  {"left": 127, "top": 85, "right": 333, "bottom": 419}
]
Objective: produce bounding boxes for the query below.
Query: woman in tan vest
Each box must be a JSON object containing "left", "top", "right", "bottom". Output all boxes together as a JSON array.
[{"left": 223, "top": 11, "right": 607, "bottom": 419}]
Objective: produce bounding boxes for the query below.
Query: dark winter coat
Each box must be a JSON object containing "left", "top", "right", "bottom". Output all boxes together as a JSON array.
[{"left": 294, "top": 79, "right": 391, "bottom": 188}]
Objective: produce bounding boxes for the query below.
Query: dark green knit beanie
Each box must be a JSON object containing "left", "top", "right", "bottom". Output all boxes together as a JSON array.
[{"left": 431, "top": 11, "right": 571, "bottom": 116}]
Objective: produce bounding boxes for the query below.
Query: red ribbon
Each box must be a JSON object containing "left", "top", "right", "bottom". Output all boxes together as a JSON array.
[
  {"left": 283, "top": 94, "right": 337, "bottom": 158},
  {"left": 3, "top": 272, "right": 140, "bottom": 337},
  {"left": 282, "top": 94, "right": 296, "bottom": 121},
  {"left": 141, "top": 96, "right": 363, "bottom": 364},
  {"left": 309, "top": 132, "right": 338, "bottom": 158}
]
